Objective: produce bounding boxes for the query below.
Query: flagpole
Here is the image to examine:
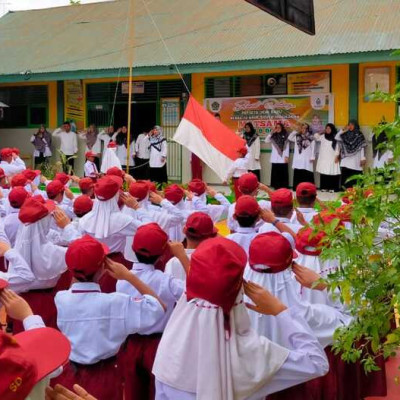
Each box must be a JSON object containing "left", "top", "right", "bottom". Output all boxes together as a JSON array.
[{"left": 126, "top": 0, "right": 135, "bottom": 174}]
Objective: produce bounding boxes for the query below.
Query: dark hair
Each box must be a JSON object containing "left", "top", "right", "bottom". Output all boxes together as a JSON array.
[
  {"left": 73, "top": 271, "right": 96, "bottom": 282},
  {"left": 135, "top": 252, "right": 160, "bottom": 265},
  {"left": 47, "top": 190, "right": 64, "bottom": 200},
  {"left": 271, "top": 205, "right": 293, "bottom": 217},
  {"left": 244, "top": 122, "right": 256, "bottom": 135},
  {"left": 276, "top": 122, "right": 287, "bottom": 134},
  {"left": 235, "top": 214, "right": 258, "bottom": 228},
  {"left": 74, "top": 211, "right": 89, "bottom": 218},
  {"left": 80, "top": 188, "right": 93, "bottom": 196},
  {"left": 185, "top": 231, "right": 205, "bottom": 242},
  {"left": 63, "top": 121, "right": 71, "bottom": 126},
  {"left": 297, "top": 194, "right": 316, "bottom": 206}
]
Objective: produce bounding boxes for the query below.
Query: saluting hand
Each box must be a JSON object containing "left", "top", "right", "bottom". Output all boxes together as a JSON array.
[
  {"left": 292, "top": 262, "right": 327, "bottom": 291},
  {"left": 104, "top": 258, "right": 130, "bottom": 281},
  {"left": 0, "top": 289, "right": 33, "bottom": 321},
  {"left": 53, "top": 208, "right": 71, "bottom": 229},
  {"left": 46, "top": 384, "right": 97, "bottom": 400}
]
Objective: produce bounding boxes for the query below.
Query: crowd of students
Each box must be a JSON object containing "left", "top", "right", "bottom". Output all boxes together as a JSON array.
[{"left": 0, "top": 145, "right": 390, "bottom": 400}]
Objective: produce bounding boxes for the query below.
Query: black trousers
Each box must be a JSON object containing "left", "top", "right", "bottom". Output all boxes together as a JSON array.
[
  {"left": 134, "top": 157, "right": 150, "bottom": 180},
  {"left": 149, "top": 165, "right": 168, "bottom": 186},
  {"left": 270, "top": 163, "right": 289, "bottom": 189},
  {"left": 341, "top": 167, "right": 362, "bottom": 189},
  {"left": 34, "top": 153, "right": 46, "bottom": 167},
  {"left": 320, "top": 174, "right": 341, "bottom": 192},
  {"left": 249, "top": 169, "right": 261, "bottom": 182},
  {"left": 293, "top": 169, "right": 314, "bottom": 191}
]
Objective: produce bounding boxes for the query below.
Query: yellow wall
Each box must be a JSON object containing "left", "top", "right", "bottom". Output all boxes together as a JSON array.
[
  {"left": 358, "top": 61, "right": 398, "bottom": 126},
  {"left": 192, "top": 64, "right": 349, "bottom": 127},
  {"left": 0, "top": 81, "right": 57, "bottom": 128}
]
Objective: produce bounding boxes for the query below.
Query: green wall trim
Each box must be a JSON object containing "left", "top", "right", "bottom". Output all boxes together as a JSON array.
[
  {"left": 349, "top": 63, "right": 359, "bottom": 121},
  {"left": 57, "top": 81, "right": 64, "bottom": 126},
  {"left": 0, "top": 51, "right": 399, "bottom": 83}
]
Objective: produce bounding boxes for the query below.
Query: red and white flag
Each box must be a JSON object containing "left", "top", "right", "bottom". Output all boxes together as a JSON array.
[{"left": 173, "top": 96, "right": 245, "bottom": 181}]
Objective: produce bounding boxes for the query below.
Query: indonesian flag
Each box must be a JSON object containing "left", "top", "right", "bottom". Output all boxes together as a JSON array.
[{"left": 173, "top": 96, "right": 245, "bottom": 181}]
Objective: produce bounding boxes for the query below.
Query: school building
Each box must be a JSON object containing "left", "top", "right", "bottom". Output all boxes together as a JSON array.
[{"left": 0, "top": 0, "right": 399, "bottom": 183}]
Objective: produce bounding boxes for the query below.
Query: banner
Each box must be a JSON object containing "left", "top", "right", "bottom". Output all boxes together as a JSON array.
[
  {"left": 204, "top": 94, "right": 334, "bottom": 137},
  {"left": 64, "top": 80, "right": 85, "bottom": 130},
  {"left": 287, "top": 71, "right": 330, "bottom": 94}
]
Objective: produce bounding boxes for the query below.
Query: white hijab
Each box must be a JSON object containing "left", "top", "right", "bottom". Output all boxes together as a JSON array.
[
  {"left": 14, "top": 215, "right": 67, "bottom": 283},
  {"left": 153, "top": 292, "right": 289, "bottom": 400},
  {"left": 79, "top": 193, "right": 132, "bottom": 239},
  {"left": 100, "top": 147, "right": 122, "bottom": 173},
  {"left": 244, "top": 266, "right": 352, "bottom": 348}
]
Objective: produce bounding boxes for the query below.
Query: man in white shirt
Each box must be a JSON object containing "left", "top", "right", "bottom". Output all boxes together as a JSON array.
[
  {"left": 52, "top": 121, "right": 78, "bottom": 171},
  {"left": 135, "top": 131, "right": 150, "bottom": 179},
  {"left": 0, "top": 147, "right": 26, "bottom": 176}
]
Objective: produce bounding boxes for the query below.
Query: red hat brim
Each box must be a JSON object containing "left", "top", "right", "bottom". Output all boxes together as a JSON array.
[{"left": 15, "top": 328, "right": 71, "bottom": 382}]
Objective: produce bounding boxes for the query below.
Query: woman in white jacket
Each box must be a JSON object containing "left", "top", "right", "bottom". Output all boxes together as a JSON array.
[{"left": 242, "top": 122, "right": 261, "bottom": 181}]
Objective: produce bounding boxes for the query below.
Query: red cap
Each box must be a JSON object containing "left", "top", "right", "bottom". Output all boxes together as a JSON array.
[
  {"left": 78, "top": 177, "right": 95, "bottom": 192},
  {"left": 11, "top": 148, "right": 20, "bottom": 155},
  {"left": 73, "top": 195, "right": 93, "bottom": 216},
  {"left": 10, "top": 174, "right": 28, "bottom": 188},
  {"left": 295, "top": 227, "right": 326, "bottom": 256},
  {"left": 141, "top": 180, "right": 157, "bottom": 193},
  {"left": 8, "top": 187, "right": 30, "bottom": 209},
  {"left": 129, "top": 182, "right": 149, "bottom": 201},
  {"left": 106, "top": 167, "right": 125, "bottom": 178},
  {"left": 0, "top": 148, "right": 13, "bottom": 159},
  {"left": 85, "top": 151, "right": 98, "bottom": 158},
  {"left": 270, "top": 188, "right": 293, "bottom": 208},
  {"left": 0, "top": 168, "right": 5, "bottom": 179},
  {"left": 296, "top": 182, "right": 317, "bottom": 197},
  {"left": 46, "top": 180, "right": 65, "bottom": 199},
  {"left": 0, "top": 279, "right": 9, "bottom": 290},
  {"left": 132, "top": 223, "right": 168, "bottom": 257},
  {"left": 107, "top": 142, "right": 117, "bottom": 148},
  {"left": 0, "top": 328, "right": 70, "bottom": 400},
  {"left": 187, "top": 237, "right": 247, "bottom": 315},
  {"left": 238, "top": 173, "right": 259, "bottom": 195},
  {"left": 188, "top": 179, "right": 206, "bottom": 196},
  {"left": 66, "top": 235, "right": 109, "bottom": 277},
  {"left": 234, "top": 195, "right": 260, "bottom": 217},
  {"left": 249, "top": 232, "right": 296, "bottom": 273},
  {"left": 54, "top": 173, "right": 70, "bottom": 186},
  {"left": 238, "top": 146, "right": 248, "bottom": 156},
  {"left": 185, "top": 212, "right": 218, "bottom": 239},
  {"left": 19, "top": 197, "right": 55, "bottom": 224},
  {"left": 95, "top": 176, "right": 121, "bottom": 201},
  {"left": 164, "top": 184, "right": 184, "bottom": 204},
  {"left": 22, "top": 169, "right": 40, "bottom": 182}
]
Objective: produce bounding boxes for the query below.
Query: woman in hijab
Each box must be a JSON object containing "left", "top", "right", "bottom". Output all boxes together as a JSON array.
[
  {"left": 265, "top": 123, "right": 290, "bottom": 189},
  {"left": 243, "top": 122, "right": 261, "bottom": 181},
  {"left": 288, "top": 123, "right": 315, "bottom": 190},
  {"left": 112, "top": 126, "right": 135, "bottom": 174},
  {"left": 335, "top": 120, "right": 367, "bottom": 189},
  {"left": 149, "top": 125, "right": 168, "bottom": 185},
  {"left": 372, "top": 121, "right": 393, "bottom": 168},
  {"left": 315, "top": 123, "right": 341, "bottom": 192},
  {"left": 79, "top": 124, "right": 102, "bottom": 170},
  {"left": 30, "top": 125, "right": 52, "bottom": 167}
]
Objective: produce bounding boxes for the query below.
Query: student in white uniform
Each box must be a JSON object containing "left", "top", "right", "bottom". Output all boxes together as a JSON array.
[
  {"left": 0, "top": 147, "right": 26, "bottom": 176},
  {"left": 265, "top": 123, "right": 290, "bottom": 189},
  {"left": 293, "top": 182, "right": 318, "bottom": 224},
  {"left": 117, "top": 224, "right": 186, "bottom": 400},
  {"left": 315, "top": 123, "right": 341, "bottom": 192},
  {"left": 84, "top": 151, "right": 99, "bottom": 178},
  {"left": 152, "top": 236, "right": 329, "bottom": 400},
  {"left": 53, "top": 235, "right": 166, "bottom": 400},
  {"left": 165, "top": 212, "right": 217, "bottom": 281},
  {"left": 78, "top": 124, "right": 102, "bottom": 168},
  {"left": 78, "top": 177, "right": 95, "bottom": 198},
  {"left": 101, "top": 142, "right": 122, "bottom": 173},
  {"left": 45, "top": 180, "right": 75, "bottom": 220},
  {"left": 52, "top": 122, "right": 78, "bottom": 172},
  {"left": 288, "top": 123, "right": 315, "bottom": 190},
  {"left": 149, "top": 126, "right": 168, "bottom": 185},
  {"left": 372, "top": 126, "right": 393, "bottom": 168},
  {"left": 224, "top": 146, "right": 250, "bottom": 200},
  {"left": 243, "top": 122, "right": 261, "bottom": 181},
  {"left": 135, "top": 131, "right": 151, "bottom": 179},
  {"left": 336, "top": 120, "right": 367, "bottom": 189},
  {"left": 113, "top": 126, "right": 135, "bottom": 174}
]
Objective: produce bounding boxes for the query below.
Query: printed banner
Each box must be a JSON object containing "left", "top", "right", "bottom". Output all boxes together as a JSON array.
[
  {"left": 204, "top": 94, "right": 334, "bottom": 137},
  {"left": 161, "top": 98, "right": 181, "bottom": 127},
  {"left": 64, "top": 80, "right": 85, "bottom": 130},
  {"left": 287, "top": 71, "right": 330, "bottom": 94}
]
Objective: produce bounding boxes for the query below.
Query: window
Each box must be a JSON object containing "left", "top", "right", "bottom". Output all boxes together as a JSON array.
[{"left": 0, "top": 85, "right": 48, "bottom": 128}]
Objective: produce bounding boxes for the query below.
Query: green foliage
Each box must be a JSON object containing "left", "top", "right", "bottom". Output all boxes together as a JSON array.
[
  {"left": 57, "top": 150, "right": 77, "bottom": 175},
  {"left": 317, "top": 87, "right": 400, "bottom": 372},
  {"left": 69, "top": 0, "right": 81, "bottom": 4}
]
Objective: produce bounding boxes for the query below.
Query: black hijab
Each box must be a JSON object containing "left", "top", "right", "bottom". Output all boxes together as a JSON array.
[
  {"left": 270, "top": 123, "right": 289, "bottom": 157},
  {"left": 339, "top": 120, "right": 366, "bottom": 158},
  {"left": 324, "top": 123, "right": 338, "bottom": 150},
  {"left": 243, "top": 123, "right": 258, "bottom": 147}
]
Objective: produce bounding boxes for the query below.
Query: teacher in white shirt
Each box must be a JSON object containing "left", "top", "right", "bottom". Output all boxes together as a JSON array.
[
  {"left": 243, "top": 122, "right": 261, "bottom": 181},
  {"left": 149, "top": 126, "right": 168, "bottom": 185},
  {"left": 135, "top": 131, "right": 150, "bottom": 180},
  {"left": 52, "top": 121, "right": 78, "bottom": 173}
]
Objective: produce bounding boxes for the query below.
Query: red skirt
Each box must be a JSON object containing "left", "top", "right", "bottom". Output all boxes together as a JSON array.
[
  {"left": 51, "top": 356, "right": 122, "bottom": 400},
  {"left": 119, "top": 333, "right": 162, "bottom": 400},
  {"left": 12, "top": 288, "right": 57, "bottom": 334},
  {"left": 100, "top": 252, "right": 132, "bottom": 293},
  {"left": 232, "top": 177, "right": 242, "bottom": 201},
  {"left": 0, "top": 256, "right": 7, "bottom": 272}
]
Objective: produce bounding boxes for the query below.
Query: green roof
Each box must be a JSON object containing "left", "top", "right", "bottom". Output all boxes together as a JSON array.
[{"left": 0, "top": 0, "right": 399, "bottom": 77}]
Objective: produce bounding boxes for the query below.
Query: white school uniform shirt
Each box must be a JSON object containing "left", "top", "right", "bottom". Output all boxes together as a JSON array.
[
  {"left": 149, "top": 140, "right": 167, "bottom": 168},
  {"left": 52, "top": 128, "right": 78, "bottom": 155},
  {"left": 136, "top": 133, "right": 151, "bottom": 159},
  {"left": 265, "top": 134, "right": 290, "bottom": 164},
  {"left": 291, "top": 207, "right": 317, "bottom": 224},
  {"left": 227, "top": 199, "right": 271, "bottom": 233},
  {"left": 259, "top": 217, "right": 302, "bottom": 235},
  {"left": 78, "top": 132, "right": 102, "bottom": 154},
  {"left": 154, "top": 306, "right": 329, "bottom": 400},
  {"left": 0, "top": 158, "right": 26, "bottom": 176},
  {"left": 30, "top": 136, "right": 52, "bottom": 157},
  {"left": 314, "top": 134, "right": 341, "bottom": 175},
  {"left": 84, "top": 160, "right": 98, "bottom": 178},
  {"left": 164, "top": 249, "right": 194, "bottom": 282},
  {"left": 117, "top": 263, "right": 184, "bottom": 334},
  {"left": 247, "top": 137, "right": 261, "bottom": 170},
  {"left": 227, "top": 227, "right": 258, "bottom": 256},
  {"left": 191, "top": 193, "right": 230, "bottom": 223},
  {"left": 288, "top": 131, "right": 315, "bottom": 172},
  {"left": 335, "top": 130, "right": 366, "bottom": 171},
  {"left": 225, "top": 152, "right": 250, "bottom": 180},
  {"left": 373, "top": 150, "right": 393, "bottom": 168},
  {"left": 3, "top": 208, "right": 21, "bottom": 246},
  {"left": 55, "top": 282, "right": 164, "bottom": 364}
]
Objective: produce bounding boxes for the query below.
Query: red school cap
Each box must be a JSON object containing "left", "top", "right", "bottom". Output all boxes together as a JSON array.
[
  {"left": 0, "top": 148, "right": 13, "bottom": 159},
  {"left": 237, "top": 146, "right": 248, "bottom": 156},
  {"left": 73, "top": 195, "right": 94, "bottom": 217},
  {"left": 296, "top": 182, "right": 317, "bottom": 197},
  {"left": 22, "top": 169, "right": 41, "bottom": 182},
  {"left": 85, "top": 151, "right": 98, "bottom": 158},
  {"left": 106, "top": 167, "right": 125, "bottom": 178},
  {"left": 8, "top": 187, "right": 31, "bottom": 209},
  {"left": 238, "top": 173, "right": 259, "bottom": 195},
  {"left": 129, "top": 182, "right": 149, "bottom": 201},
  {"left": 94, "top": 176, "right": 122, "bottom": 201},
  {"left": 54, "top": 173, "right": 70, "bottom": 186},
  {"left": 19, "top": 197, "right": 55, "bottom": 224},
  {"left": 46, "top": 180, "right": 65, "bottom": 199},
  {"left": 270, "top": 188, "right": 293, "bottom": 208},
  {"left": 295, "top": 227, "right": 326, "bottom": 256},
  {"left": 188, "top": 179, "right": 206, "bottom": 196},
  {"left": 185, "top": 212, "right": 218, "bottom": 239},
  {"left": 132, "top": 223, "right": 168, "bottom": 257},
  {"left": 234, "top": 195, "right": 260, "bottom": 217},
  {"left": 10, "top": 174, "right": 28, "bottom": 188},
  {"left": 164, "top": 184, "right": 184, "bottom": 205},
  {"left": 78, "top": 177, "right": 95, "bottom": 192}
]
